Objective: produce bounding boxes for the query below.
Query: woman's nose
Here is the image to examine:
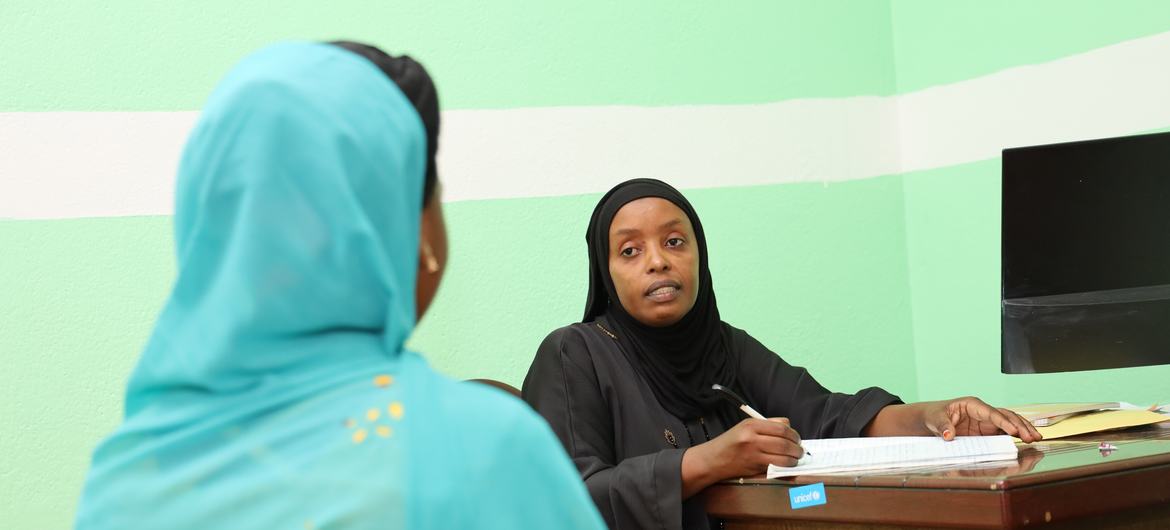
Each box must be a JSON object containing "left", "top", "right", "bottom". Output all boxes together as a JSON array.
[{"left": 646, "top": 246, "right": 670, "bottom": 273}]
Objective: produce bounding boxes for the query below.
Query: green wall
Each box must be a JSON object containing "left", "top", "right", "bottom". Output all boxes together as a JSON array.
[
  {"left": 0, "top": 1, "right": 896, "bottom": 111},
  {"left": 890, "top": 0, "right": 1170, "bottom": 92},
  {"left": 3, "top": 1, "right": 1170, "bottom": 528}
]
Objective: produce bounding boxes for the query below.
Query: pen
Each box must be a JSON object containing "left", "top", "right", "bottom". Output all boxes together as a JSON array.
[{"left": 711, "top": 384, "right": 811, "bottom": 457}]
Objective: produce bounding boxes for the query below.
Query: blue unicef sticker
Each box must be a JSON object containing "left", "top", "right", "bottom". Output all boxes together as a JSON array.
[{"left": 789, "top": 482, "right": 827, "bottom": 510}]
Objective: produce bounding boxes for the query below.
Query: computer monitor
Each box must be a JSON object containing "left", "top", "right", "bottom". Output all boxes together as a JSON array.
[{"left": 1001, "top": 131, "right": 1170, "bottom": 374}]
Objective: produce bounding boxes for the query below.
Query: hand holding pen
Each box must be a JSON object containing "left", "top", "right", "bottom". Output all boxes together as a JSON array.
[
  {"left": 712, "top": 384, "right": 811, "bottom": 457},
  {"left": 683, "top": 388, "right": 809, "bottom": 496},
  {"left": 679, "top": 385, "right": 809, "bottom": 494}
]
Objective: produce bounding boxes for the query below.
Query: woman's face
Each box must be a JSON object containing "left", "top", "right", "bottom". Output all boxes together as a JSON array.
[
  {"left": 415, "top": 184, "right": 448, "bottom": 321},
  {"left": 607, "top": 197, "right": 700, "bottom": 327}
]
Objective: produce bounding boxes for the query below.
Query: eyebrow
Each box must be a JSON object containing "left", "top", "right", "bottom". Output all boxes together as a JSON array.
[{"left": 612, "top": 218, "right": 683, "bottom": 238}]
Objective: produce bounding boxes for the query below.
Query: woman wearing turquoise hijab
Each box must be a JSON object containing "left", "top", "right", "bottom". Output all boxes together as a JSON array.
[{"left": 75, "top": 41, "right": 604, "bottom": 529}]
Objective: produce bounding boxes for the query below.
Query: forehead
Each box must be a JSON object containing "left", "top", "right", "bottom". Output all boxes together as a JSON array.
[{"left": 609, "top": 197, "right": 693, "bottom": 236}]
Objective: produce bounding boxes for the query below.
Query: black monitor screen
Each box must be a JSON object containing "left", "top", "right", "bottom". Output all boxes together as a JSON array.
[{"left": 1001, "top": 131, "right": 1170, "bottom": 373}]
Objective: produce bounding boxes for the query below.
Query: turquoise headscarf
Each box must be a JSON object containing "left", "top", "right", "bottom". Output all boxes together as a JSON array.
[{"left": 76, "top": 42, "right": 604, "bottom": 530}]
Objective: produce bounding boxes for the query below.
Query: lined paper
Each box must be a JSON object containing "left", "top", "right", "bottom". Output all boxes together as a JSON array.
[{"left": 767, "top": 435, "right": 1019, "bottom": 478}]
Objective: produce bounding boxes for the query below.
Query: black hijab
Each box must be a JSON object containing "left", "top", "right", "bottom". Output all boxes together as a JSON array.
[{"left": 585, "top": 179, "right": 739, "bottom": 421}]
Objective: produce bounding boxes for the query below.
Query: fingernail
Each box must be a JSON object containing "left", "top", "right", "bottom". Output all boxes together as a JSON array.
[{"left": 943, "top": 429, "right": 952, "bottom": 438}]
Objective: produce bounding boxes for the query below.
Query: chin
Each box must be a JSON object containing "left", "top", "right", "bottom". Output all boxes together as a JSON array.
[{"left": 643, "top": 311, "right": 684, "bottom": 327}]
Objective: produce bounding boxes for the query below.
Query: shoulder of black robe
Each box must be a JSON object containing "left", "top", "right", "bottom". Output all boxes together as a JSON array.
[
  {"left": 523, "top": 322, "right": 693, "bottom": 530},
  {"left": 724, "top": 324, "right": 903, "bottom": 439},
  {"left": 522, "top": 324, "right": 614, "bottom": 461}
]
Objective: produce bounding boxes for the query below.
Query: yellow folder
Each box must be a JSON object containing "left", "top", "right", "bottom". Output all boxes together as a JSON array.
[{"left": 1033, "top": 409, "right": 1170, "bottom": 440}]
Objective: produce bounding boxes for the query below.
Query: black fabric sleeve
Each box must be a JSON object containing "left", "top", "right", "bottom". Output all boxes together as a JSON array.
[
  {"left": 730, "top": 327, "right": 903, "bottom": 439},
  {"left": 523, "top": 328, "right": 685, "bottom": 530}
]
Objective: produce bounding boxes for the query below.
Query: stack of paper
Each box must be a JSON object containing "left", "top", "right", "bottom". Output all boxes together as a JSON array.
[
  {"left": 766, "top": 436, "right": 1018, "bottom": 479},
  {"left": 1007, "top": 402, "right": 1120, "bottom": 426},
  {"left": 1119, "top": 401, "right": 1170, "bottom": 414}
]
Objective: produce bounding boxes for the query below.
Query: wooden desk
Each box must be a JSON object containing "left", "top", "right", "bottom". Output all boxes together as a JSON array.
[{"left": 703, "top": 427, "right": 1170, "bottom": 529}]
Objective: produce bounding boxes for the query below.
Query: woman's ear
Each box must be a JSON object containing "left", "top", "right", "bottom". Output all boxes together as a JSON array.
[
  {"left": 414, "top": 195, "right": 447, "bottom": 321},
  {"left": 419, "top": 239, "right": 440, "bottom": 274}
]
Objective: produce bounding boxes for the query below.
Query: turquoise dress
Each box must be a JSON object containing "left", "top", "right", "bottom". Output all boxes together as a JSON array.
[{"left": 74, "top": 42, "right": 604, "bottom": 530}]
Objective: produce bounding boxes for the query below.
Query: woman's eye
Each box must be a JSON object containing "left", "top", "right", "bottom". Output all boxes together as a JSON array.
[
  {"left": 620, "top": 247, "right": 640, "bottom": 257},
  {"left": 666, "top": 238, "right": 685, "bottom": 247}
]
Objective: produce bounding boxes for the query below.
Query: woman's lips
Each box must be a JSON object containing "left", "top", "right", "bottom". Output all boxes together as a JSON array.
[{"left": 645, "top": 280, "right": 681, "bottom": 302}]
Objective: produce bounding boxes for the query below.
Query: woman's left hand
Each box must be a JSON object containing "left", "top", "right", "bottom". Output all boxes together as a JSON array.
[{"left": 924, "top": 397, "right": 1042, "bottom": 443}]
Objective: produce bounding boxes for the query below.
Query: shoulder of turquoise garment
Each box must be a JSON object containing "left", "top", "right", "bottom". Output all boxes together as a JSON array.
[
  {"left": 420, "top": 369, "right": 536, "bottom": 431},
  {"left": 393, "top": 363, "right": 607, "bottom": 528},
  {"left": 478, "top": 398, "right": 608, "bottom": 529}
]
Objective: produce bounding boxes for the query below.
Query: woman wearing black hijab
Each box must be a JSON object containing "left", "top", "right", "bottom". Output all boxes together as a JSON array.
[{"left": 522, "top": 178, "right": 1040, "bottom": 530}]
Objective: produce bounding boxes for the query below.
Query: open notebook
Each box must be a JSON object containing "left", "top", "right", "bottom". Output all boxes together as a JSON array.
[{"left": 767, "top": 435, "right": 1019, "bottom": 479}]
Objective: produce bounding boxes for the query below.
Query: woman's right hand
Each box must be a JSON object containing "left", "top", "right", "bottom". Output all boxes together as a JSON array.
[{"left": 680, "top": 417, "right": 805, "bottom": 498}]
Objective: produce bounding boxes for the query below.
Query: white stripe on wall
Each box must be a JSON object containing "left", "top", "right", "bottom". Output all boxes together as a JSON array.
[
  {"left": 897, "top": 29, "right": 1170, "bottom": 172},
  {"left": 0, "top": 100, "right": 899, "bottom": 219},
  {"left": 440, "top": 98, "right": 900, "bottom": 203},
  {"left": 3, "top": 30, "right": 1170, "bottom": 220},
  {"left": 0, "top": 112, "right": 199, "bottom": 220}
]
